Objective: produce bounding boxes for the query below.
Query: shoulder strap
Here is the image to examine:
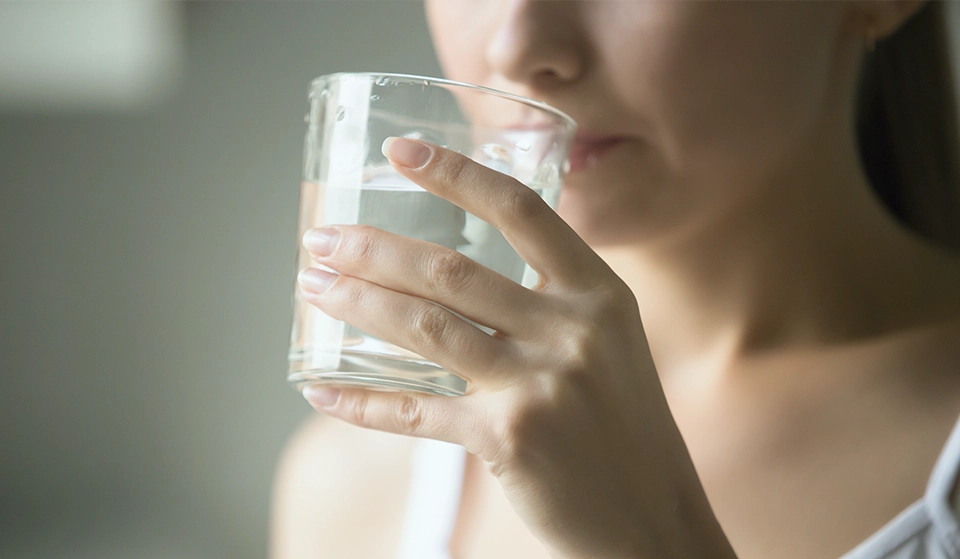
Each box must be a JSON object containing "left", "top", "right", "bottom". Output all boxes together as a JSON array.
[
  {"left": 924, "top": 413, "right": 960, "bottom": 556},
  {"left": 395, "top": 438, "right": 468, "bottom": 559}
]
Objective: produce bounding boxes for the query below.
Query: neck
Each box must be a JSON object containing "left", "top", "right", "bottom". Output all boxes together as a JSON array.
[{"left": 597, "top": 110, "right": 960, "bottom": 378}]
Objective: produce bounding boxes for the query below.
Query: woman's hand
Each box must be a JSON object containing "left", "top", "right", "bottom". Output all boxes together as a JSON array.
[{"left": 297, "top": 137, "right": 737, "bottom": 559}]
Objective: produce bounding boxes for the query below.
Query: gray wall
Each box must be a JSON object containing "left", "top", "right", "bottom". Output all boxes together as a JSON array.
[{"left": 0, "top": 3, "right": 441, "bottom": 558}]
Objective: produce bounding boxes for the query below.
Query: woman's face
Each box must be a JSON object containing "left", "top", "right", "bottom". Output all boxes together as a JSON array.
[{"left": 425, "top": 0, "right": 859, "bottom": 246}]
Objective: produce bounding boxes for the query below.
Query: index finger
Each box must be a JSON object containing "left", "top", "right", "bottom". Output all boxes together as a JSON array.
[{"left": 382, "top": 136, "right": 609, "bottom": 290}]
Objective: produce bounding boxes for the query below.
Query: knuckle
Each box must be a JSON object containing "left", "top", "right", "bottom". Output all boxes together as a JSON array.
[
  {"left": 495, "top": 387, "right": 553, "bottom": 463},
  {"left": 393, "top": 394, "right": 425, "bottom": 435},
  {"left": 504, "top": 186, "right": 547, "bottom": 223},
  {"left": 563, "top": 281, "right": 636, "bottom": 333},
  {"left": 553, "top": 286, "right": 640, "bottom": 384},
  {"left": 346, "top": 225, "right": 378, "bottom": 264},
  {"left": 345, "top": 391, "right": 371, "bottom": 427},
  {"left": 557, "top": 319, "right": 604, "bottom": 379},
  {"left": 590, "top": 281, "right": 640, "bottom": 331},
  {"left": 555, "top": 354, "right": 595, "bottom": 389},
  {"left": 427, "top": 250, "right": 473, "bottom": 294},
  {"left": 605, "top": 280, "right": 638, "bottom": 313},
  {"left": 411, "top": 304, "right": 451, "bottom": 349},
  {"left": 328, "top": 276, "right": 363, "bottom": 310},
  {"left": 433, "top": 153, "right": 473, "bottom": 187}
]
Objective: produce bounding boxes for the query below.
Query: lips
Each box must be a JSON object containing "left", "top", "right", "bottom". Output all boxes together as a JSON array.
[{"left": 568, "top": 133, "right": 629, "bottom": 174}]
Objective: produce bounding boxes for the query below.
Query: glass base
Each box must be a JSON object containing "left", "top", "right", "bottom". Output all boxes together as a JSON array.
[{"left": 288, "top": 348, "right": 467, "bottom": 397}]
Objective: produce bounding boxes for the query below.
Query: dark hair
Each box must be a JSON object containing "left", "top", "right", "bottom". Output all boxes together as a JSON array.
[{"left": 856, "top": 1, "right": 960, "bottom": 250}]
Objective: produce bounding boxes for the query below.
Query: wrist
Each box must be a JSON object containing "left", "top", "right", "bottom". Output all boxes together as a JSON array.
[{"left": 639, "top": 485, "right": 738, "bottom": 559}]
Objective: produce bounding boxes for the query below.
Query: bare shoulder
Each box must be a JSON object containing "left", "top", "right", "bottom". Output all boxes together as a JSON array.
[{"left": 270, "top": 412, "right": 418, "bottom": 559}]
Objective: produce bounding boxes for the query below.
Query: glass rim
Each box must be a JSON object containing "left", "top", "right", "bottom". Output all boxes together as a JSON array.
[{"left": 309, "top": 72, "right": 577, "bottom": 131}]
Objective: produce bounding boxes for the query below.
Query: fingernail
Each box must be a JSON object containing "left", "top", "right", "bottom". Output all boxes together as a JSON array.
[
  {"left": 303, "top": 385, "right": 341, "bottom": 408},
  {"left": 303, "top": 227, "right": 340, "bottom": 257},
  {"left": 382, "top": 137, "right": 432, "bottom": 169},
  {"left": 298, "top": 268, "right": 337, "bottom": 293}
]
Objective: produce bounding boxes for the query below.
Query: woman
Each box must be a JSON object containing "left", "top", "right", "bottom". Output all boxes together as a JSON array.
[{"left": 272, "top": 1, "right": 960, "bottom": 558}]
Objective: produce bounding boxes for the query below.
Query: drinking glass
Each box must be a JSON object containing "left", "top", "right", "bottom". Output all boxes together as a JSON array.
[{"left": 288, "top": 72, "right": 576, "bottom": 396}]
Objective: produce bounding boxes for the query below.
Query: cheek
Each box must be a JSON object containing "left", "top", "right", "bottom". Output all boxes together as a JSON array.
[
  {"left": 609, "top": 3, "right": 842, "bottom": 196},
  {"left": 557, "top": 3, "right": 846, "bottom": 246},
  {"left": 425, "top": 0, "right": 492, "bottom": 87}
]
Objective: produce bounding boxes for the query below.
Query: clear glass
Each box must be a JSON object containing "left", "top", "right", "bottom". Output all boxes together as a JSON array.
[{"left": 288, "top": 72, "right": 576, "bottom": 396}]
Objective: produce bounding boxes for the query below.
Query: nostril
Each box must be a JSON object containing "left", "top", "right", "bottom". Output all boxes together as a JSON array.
[
  {"left": 531, "top": 68, "right": 569, "bottom": 91},
  {"left": 538, "top": 69, "right": 560, "bottom": 80}
]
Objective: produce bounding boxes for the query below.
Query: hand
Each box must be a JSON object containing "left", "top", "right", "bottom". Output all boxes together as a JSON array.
[{"left": 297, "top": 137, "right": 736, "bottom": 559}]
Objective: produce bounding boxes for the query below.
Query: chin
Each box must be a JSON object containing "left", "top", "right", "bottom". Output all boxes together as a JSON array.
[
  {"left": 556, "top": 188, "right": 640, "bottom": 248},
  {"left": 555, "top": 142, "right": 675, "bottom": 247},
  {"left": 558, "top": 181, "right": 691, "bottom": 248}
]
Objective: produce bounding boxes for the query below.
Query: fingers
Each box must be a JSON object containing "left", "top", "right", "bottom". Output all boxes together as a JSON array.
[
  {"left": 302, "top": 384, "right": 485, "bottom": 450},
  {"left": 299, "top": 268, "right": 520, "bottom": 383},
  {"left": 303, "top": 225, "right": 554, "bottom": 337},
  {"left": 382, "top": 137, "right": 610, "bottom": 290}
]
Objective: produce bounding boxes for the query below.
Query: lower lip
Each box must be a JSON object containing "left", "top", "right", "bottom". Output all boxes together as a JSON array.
[{"left": 567, "top": 139, "right": 627, "bottom": 174}]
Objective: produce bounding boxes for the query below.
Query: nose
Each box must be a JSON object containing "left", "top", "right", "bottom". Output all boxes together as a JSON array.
[{"left": 485, "top": 0, "right": 587, "bottom": 92}]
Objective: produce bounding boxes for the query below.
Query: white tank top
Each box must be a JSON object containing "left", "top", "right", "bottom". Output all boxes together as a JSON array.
[
  {"left": 394, "top": 438, "right": 467, "bottom": 559},
  {"left": 395, "top": 415, "right": 960, "bottom": 559}
]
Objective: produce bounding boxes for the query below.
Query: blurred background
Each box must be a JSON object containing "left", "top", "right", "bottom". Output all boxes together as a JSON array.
[
  {"left": 0, "top": 2, "right": 440, "bottom": 558},
  {"left": 2, "top": 2, "right": 960, "bottom": 559}
]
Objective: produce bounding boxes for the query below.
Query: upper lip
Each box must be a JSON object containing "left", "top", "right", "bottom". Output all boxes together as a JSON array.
[{"left": 503, "top": 123, "right": 632, "bottom": 145}]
